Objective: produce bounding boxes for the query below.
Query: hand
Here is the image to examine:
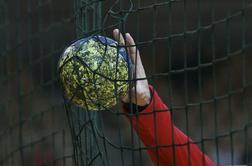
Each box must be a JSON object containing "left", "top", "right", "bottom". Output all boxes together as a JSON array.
[{"left": 113, "top": 29, "right": 151, "bottom": 106}]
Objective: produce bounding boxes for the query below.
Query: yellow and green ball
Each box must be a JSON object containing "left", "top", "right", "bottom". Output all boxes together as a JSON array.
[{"left": 58, "top": 35, "right": 131, "bottom": 111}]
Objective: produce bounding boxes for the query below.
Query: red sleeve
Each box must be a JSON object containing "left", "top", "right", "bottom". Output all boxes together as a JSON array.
[{"left": 123, "top": 85, "right": 216, "bottom": 166}]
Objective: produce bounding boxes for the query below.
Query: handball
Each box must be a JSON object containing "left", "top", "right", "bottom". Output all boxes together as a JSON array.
[{"left": 58, "top": 35, "right": 131, "bottom": 111}]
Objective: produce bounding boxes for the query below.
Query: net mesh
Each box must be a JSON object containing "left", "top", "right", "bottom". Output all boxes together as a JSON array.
[
  {"left": 0, "top": 0, "right": 75, "bottom": 165},
  {"left": 0, "top": 0, "right": 252, "bottom": 166}
]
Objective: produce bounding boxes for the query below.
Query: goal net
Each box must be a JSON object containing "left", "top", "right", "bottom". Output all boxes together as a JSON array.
[{"left": 0, "top": 0, "right": 251, "bottom": 166}]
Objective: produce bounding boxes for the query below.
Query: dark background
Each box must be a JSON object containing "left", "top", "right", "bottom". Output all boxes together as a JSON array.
[{"left": 0, "top": 0, "right": 252, "bottom": 165}]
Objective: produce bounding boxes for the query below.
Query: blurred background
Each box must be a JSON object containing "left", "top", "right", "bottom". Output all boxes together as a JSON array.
[{"left": 0, "top": 0, "right": 252, "bottom": 165}]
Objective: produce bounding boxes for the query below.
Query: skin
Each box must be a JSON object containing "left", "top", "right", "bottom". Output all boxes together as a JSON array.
[{"left": 112, "top": 29, "right": 151, "bottom": 106}]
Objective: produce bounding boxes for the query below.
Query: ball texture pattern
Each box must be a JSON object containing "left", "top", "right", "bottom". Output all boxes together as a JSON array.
[{"left": 58, "top": 35, "right": 130, "bottom": 111}]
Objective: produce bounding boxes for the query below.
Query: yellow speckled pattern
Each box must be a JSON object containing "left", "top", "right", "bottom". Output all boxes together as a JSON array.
[{"left": 58, "top": 37, "right": 129, "bottom": 111}]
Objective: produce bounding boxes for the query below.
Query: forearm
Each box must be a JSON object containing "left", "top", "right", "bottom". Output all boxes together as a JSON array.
[{"left": 123, "top": 85, "right": 216, "bottom": 166}]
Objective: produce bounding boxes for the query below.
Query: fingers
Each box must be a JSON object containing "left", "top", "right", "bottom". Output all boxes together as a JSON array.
[
  {"left": 112, "top": 29, "right": 141, "bottom": 65},
  {"left": 125, "top": 33, "right": 138, "bottom": 64},
  {"left": 113, "top": 30, "right": 150, "bottom": 105},
  {"left": 113, "top": 29, "right": 125, "bottom": 45}
]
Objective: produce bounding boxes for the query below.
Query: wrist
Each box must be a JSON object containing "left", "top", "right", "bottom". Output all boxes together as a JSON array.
[
  {"left": 139, "top": 91, "right": 151, "bottom": 106},
  {"left": 137, "top": 84, "right": 151, "bottom": 106},
  {"left": 122, "top": 85, "right": 154, "bottom": 113}
]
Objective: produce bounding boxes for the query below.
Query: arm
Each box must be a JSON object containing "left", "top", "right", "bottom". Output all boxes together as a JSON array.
[
  {"left": 123, "top": 85, "right": 216, "bottom": 166},
  {"left": 113, "top": 29, "right": 216, "bottom": 166}
]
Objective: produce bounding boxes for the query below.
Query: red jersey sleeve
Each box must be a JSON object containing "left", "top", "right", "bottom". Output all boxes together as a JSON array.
[{"left": 123, "top": 85, "right": 216, "bottom": 166}]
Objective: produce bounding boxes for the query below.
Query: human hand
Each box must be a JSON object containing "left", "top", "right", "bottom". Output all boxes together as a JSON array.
[{"left": 113, "top": 29, "right": 151, "bottom": 106}]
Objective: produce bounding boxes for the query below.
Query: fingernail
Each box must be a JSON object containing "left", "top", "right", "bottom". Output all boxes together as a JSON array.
[
  {"left": 113, "top": 29, "right": 119, "bottom": 33},
  {"left": 125, "top": 33, "right": 130, "bottom": 38}
]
